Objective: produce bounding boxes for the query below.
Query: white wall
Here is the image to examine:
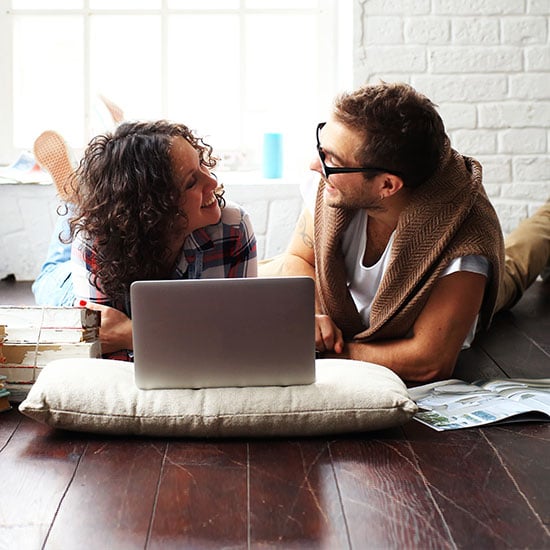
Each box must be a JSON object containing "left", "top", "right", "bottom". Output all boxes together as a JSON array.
[{"left": 353, "top": 0, "right": 550, "bottom": 233}]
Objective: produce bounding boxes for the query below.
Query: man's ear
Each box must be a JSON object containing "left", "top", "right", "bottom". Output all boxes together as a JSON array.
[{"left": 380, "top": 174, "right": 404, "bottom": 199}]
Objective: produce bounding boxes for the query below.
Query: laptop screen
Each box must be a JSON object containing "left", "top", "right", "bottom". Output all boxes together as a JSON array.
[{"left": 131, "top": 277, "right": 316, "bottom": 389}]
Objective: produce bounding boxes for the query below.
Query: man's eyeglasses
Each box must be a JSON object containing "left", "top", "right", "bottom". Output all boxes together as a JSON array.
[{"left": 316, "top": 122, "right": 402, "bottom": 179}]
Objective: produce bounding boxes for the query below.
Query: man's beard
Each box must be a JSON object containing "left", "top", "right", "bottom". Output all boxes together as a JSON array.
[{"left": 324, "top": 183, "right": 384, "bottom": 212}]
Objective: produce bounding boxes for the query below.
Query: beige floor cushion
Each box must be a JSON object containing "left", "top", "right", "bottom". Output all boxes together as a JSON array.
[{"left": 19, "top": 357, "right": 417, "bottom": 437}]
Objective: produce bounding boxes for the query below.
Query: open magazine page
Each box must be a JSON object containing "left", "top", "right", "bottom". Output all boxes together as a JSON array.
[{"left": 409, "top": 378, "right": 550, "bottom": 431}]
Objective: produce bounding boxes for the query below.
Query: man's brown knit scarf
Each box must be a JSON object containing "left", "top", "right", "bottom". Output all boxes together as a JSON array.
[{"left": 314, "top": 143, "right": 505, "bottom": 342}]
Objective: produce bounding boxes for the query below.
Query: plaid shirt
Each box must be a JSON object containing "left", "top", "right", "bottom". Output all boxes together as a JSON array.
[
  {"left": 175, "top": 202, "right": 257, "bottom": 281},
  {"left": 71, "top": 202, "right": 257, "bottom": 359}
]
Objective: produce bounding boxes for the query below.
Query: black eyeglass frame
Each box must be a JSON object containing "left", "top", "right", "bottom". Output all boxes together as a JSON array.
[{"left": 316, "top": 122, "right": 403, "bottom": 179}]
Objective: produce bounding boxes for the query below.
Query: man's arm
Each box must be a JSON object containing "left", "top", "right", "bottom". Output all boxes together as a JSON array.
[
  {"left": 282, "top": 208, "right": 317, "bottom": 277},
  {"left": 259, "top": 208, "right": 317, "bottom": 278},
  {"left": 329, "top": 270, "right": 487, "bottom": 382},
  {"left": 283, "top": 209, "right": 348, "bottom": 353}
]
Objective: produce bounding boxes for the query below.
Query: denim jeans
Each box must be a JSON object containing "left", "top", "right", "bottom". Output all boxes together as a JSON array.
[{"left": 32, "top": 211, "right": 75, "bottom": 306}]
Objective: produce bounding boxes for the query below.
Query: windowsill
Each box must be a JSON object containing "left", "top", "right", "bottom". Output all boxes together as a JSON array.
[
  {"left": 0, "top": 170, "right": 308, "bottom": 187},
  {"left": 217, "top": 170, "right": 307, "bottom": 186}
]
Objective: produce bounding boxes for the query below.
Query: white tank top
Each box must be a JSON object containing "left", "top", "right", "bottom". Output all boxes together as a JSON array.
[{"left": 301, "top": 176, "right": 490, "bottom": 348}]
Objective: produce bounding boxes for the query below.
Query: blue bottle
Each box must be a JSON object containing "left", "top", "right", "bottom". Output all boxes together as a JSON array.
[{"left": 263, "top": 132, "right": 283, "bottom": 179}]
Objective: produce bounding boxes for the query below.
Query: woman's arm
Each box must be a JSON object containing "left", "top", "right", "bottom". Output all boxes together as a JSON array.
[
  {"left": 81, "top": 301, "right": 134, "bottom": 354},
  {"left": 71, "top": 236, "right": 110, "bottom": 305},
  {"left": 72, "top": 236, "right": 133, "bottom": 353}
]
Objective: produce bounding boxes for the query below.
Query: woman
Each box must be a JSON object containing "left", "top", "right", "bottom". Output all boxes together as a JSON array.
[{"left": 36, "top": 121, "right": 257, "bottom": 357}]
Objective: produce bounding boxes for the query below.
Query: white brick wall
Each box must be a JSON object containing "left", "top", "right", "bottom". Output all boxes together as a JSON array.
[
  {"left": 0, "top": 184, "right": 59, "bottom": 281},
  {"left": 355, "top": 0, "right": 550, "bottom": 233}
]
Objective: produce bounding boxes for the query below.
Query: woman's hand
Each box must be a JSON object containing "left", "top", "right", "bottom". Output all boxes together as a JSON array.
[
  {"left": 80, "top": 301, "right": 133, "bottom": 354},
  {"left": 315, "top": 313, "right": 344, "bottom": 354}
]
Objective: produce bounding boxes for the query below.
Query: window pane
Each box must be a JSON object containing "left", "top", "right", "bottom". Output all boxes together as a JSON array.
[
  {"left": 89, "top": 15, "right": 162, "bottom": 134},
  {"left": 166, "top": 15, "right": 240, "bottom": 152},
  {"left": 12, "top": 1, "right": 82, "bottom": 8},
  {"left": 168, "top": 0, "right": 239, "bottom": 9},
  {"left": 89, "top": 0, "right": 160, "bottom": 9},
  {"left": 6, "top": 1, "right": 348, "bottom": 177},
  {"left": 13, "top": 15, "right": 84, "bottom": 148},
  {"left": 244, "top": 14, "right": 319, "bottom": 174},
  {"left": 245, "top": 0, "right": 318, "bottom": 9}
]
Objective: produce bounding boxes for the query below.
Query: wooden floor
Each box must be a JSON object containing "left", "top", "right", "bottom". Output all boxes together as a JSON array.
[{"left": 1, "top": 278, "right": 549, "bottom": 549}]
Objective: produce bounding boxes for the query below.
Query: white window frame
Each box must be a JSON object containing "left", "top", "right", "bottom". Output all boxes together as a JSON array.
[{"left": 0, "top": 0, "right": 353, "bottom": 173}]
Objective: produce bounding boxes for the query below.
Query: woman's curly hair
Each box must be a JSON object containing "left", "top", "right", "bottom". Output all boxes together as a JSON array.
[{"left": 68, "top": 120, "right": 218, "bottom": 308}]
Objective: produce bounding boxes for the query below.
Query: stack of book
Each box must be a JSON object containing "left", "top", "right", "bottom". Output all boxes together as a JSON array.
[
  {"left": 0, "top": 374, "right": 10, "bottom": 412},
  {"left": 0, "top": 326, "right": 11, "bottom": 412},
  {"left": 0, "top": 306, "right": 101, "bottom": 402}
]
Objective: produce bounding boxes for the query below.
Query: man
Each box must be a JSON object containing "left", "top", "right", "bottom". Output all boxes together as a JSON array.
[{"left": 266, "top": 82, "right": 549, "bottom": 382}]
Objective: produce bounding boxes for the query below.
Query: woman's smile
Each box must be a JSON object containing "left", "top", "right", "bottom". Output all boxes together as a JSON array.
[{"left": 201, "top": 193, "right": 217, "bottom": 208}]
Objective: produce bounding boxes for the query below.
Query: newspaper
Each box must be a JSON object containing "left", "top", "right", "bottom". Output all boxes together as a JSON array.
[{"left": 409, "top": 378, "right": 550, "bottom": 431}]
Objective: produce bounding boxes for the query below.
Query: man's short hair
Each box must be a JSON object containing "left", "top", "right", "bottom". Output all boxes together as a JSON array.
[{"left": 333, "top": 82, "right": 447, "bottom": 188}]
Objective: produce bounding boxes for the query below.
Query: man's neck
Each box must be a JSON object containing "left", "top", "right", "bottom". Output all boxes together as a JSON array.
[
  {"left": 362, "top": 189, "right": 412, "bottom": 266},
  {"left": 365, "top": 187, "right": 411, "bottom": 233}
]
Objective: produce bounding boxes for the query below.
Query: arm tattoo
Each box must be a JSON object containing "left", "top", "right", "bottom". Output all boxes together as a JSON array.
[{"left": 298, "top": 215, "right": 314, "bottom": 249}]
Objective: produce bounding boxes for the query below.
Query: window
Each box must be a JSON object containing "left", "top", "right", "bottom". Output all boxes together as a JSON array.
[{"left": 0, "top": 0, "right": 352, "bottom": 177}]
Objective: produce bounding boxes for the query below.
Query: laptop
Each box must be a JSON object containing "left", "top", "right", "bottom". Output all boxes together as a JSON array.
[{"left": 130, "top": 277, "right": 316, "bottom": 389}]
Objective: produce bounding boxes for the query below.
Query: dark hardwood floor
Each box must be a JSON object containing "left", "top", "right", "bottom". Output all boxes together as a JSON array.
[{"left": 1, "top": 278, "right": 549, "bottom": 549}]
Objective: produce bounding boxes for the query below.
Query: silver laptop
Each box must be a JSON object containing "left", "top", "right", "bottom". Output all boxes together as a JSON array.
[{"left": 130, "top": 277, "right": 316, "bottom": 389}]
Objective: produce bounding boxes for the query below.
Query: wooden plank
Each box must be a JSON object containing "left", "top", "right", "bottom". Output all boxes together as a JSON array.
[
  {"left": 0, "top": 415, "right": 87, "bottom": 550},
  {"left": 403, "top": 421, "right": 550, "bottom": 548},
  {"left": 453, "top": 280, "right": 549, "bottom": 382},
  {"left": 0, "top": 280, "right": 34, "bottom": 306},
  {"left": 481, "top": 423, "right": 550, "bottom": 526},
  {"left": 453, "top": 346, "right": 507, "bottom": 382},
  {"left": 45, "top": 438, "right": 165, "bottom": 549},
  {"left": 507, "top": 280, "right": 550, "bottom": 355},
  {"left": 0, "top": 408, "right": 22, "bottom": 448},
  {"left": 474, "top": 314, "right": 550, "bottom": 378},
  {"left": 248, "top": 439, "right": 349, "bottom": 548},
  {"left": 330, "top": 429, "right": 455, "bottom": 549},
  {"left": 148, "top": 440, "right": 248, "bottom": 549}
]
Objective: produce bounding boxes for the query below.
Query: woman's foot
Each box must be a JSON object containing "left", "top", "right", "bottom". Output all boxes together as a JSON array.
[
  {"left": 98, "top": 94, "right": 125, "bottom": 124},
  {"left": 33, "top": 130, "right": 76, "bottom": 202}
]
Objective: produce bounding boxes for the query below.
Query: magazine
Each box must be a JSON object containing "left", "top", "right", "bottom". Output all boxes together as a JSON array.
[{"left": 408, "top": 378, "right": 550, "bottom": 431}]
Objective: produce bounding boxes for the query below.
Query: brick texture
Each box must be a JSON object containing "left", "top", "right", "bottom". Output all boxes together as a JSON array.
[{"left": 355, "top": 0, "right": 550, "bottom": 231}]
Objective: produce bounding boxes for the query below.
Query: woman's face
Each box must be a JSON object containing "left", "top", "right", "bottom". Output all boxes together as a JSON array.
[{"left": 171, "top": 136, "right": 221, "bottom": 236}]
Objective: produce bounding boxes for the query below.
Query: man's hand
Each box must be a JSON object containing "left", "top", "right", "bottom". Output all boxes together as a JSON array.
[
  {"left": 315, "top": 313, "right": 344, "bottom": 354},
  {"left": 339, "top": 271, "right": 488, "bottom": 382},
  {"left": 80, "top": 301, "right": 133, "bottom": 354}
]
